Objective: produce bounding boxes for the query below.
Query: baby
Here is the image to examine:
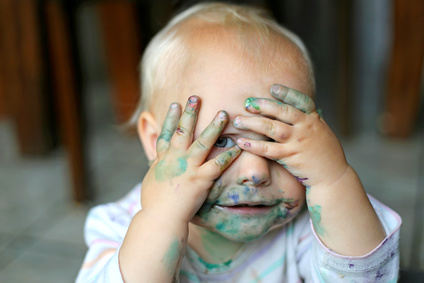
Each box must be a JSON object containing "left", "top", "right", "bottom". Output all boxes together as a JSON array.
[{"left": 77, "top": 3, "right": 401, "bottom": 282}]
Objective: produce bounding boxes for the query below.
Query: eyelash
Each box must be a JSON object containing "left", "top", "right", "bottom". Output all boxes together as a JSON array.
[
  {"left": 213, "top": 137, "right": 275, "bottom": 149},
  {"left": 214, "top": 137, "right": 236, "bottom": 148}
]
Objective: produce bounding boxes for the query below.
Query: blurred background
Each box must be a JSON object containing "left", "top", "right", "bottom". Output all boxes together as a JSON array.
[{"left": 0, "top": 0, "right": 423, "bottom": 282}]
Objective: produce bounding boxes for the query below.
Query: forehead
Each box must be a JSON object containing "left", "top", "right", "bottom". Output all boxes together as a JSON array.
[{"left": 152, "top": 25, "right": 311, "bottom": 129}]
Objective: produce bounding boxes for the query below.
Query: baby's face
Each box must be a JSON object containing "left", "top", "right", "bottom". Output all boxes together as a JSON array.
[{"left": 159, "top": 35, "right": 312, "bottom": 242}]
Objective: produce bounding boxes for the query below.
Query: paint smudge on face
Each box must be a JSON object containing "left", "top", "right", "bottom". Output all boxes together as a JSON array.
[
  {"left": 284, "top": 199, "right": 300, "bottom": 210},
  {"left": 227, "top": 192, "right": 240, "bottom": 204},
  {"left": 309, "top": 204, "right": 324, "bottom": 236},
  {"left": 242, "top": 185, "right": 257, "bottom": 196},
  {"left": 196, "top": 200, "right": 214, "bottom": 222},
  {"left": 252, "top": 175, "right": 262, "bottom": 185}
]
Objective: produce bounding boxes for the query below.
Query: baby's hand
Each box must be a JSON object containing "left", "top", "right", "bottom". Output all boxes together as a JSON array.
[
  {"left": 141, "top": 96, "right": 241, "bottom": 223},
  {"left": 234, "top": 84, "right": 348, "bottom": 188}
]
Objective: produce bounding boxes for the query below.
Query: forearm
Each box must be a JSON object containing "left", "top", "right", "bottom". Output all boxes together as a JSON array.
[
  {"left": 119, "top": 210, "right": 188, "bottom": 282},
  {"left": 307, "top": 165, "right": 386, "bottom": 256}
]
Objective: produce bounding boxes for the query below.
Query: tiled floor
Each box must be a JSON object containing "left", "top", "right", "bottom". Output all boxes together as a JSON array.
[{"left": 0, "top": 83, "right": 423, "bottom": 282}]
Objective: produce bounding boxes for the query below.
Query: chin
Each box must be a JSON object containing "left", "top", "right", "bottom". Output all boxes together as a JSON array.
[{"left": 191, "top": 215, "right": 292, "bottom": 243}]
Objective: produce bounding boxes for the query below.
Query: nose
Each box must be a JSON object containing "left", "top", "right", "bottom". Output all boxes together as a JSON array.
[{"left": 236, "top": 151, "right": 271, "bottom": 187}]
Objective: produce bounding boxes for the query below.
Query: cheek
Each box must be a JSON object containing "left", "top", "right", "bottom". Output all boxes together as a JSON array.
[{"left": 271, "top": 165, "right": 305, "bottom": 195}]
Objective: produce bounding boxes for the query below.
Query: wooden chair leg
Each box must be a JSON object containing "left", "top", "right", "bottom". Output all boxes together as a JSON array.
[
  {"left": 45, "top": 0, "right": 90, "bottom": 202},
  {"left": 0, "top": 0, "right": 55, "bottom": 154},
  {"left": 97, "top": 1, "right": 141, "bottom": 125},
  {"left": 384, "top": 0, "right": 424, "bottom": 137},
  {"left": 0, "top": 0, "right": 10, "bottom": 119},
  {"left": 336, "top": 0, "right": 354, "bottom": 137}
]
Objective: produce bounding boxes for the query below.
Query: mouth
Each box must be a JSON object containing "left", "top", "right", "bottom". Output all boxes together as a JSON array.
[{"left": 215, "top": 202, "right": 276, "bottom": 215}]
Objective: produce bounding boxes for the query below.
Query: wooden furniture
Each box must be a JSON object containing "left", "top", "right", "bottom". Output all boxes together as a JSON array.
[
  {"left": 0, "top": 0, "right": 142, "bottom": 202},
  {"left": 384, "top": 0, "right": 424, "bottom": 137}
]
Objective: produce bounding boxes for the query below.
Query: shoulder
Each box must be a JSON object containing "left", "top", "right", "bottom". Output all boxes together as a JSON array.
[{"left": 83, "top": 183, "right": 142, "bottom": 244}]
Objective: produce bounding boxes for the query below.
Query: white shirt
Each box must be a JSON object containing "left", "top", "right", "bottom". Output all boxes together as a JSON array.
[{"left": 76, "top": 183, "right": 401, "bottom": 282}]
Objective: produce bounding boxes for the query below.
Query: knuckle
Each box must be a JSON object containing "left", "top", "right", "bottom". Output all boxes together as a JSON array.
[
  {"left": 213, "top": 158, "right": 223, "bottom": 170},
  {"left": 278, "top": 104, "right": 289, "bottom": 116},
  {"left": 175, "top": 125, "right": 188, "bottom": 135},
  {"left": 266, "top": 121, "right": 277, "bottom": 136},
  {"left": 193, "top": 138, "right": 209, "bottom": 151},
  {"left": 263, "top": 142, "right": 273, "bottom": 156}
]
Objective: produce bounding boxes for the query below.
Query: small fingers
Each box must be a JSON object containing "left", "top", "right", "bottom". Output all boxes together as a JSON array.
[
  {"left": 188, "top": 111, "right": 229, "bottom": 163},
  {"left": 236, "top": 137, "right": 290, "bottom": 161},
  {"left": 244, "top": 97, "right": 303, "bottom": 125},
  {"left": 156, "top": 103, "right": 181, "bottom": 154},
  {"left": 200, "top": 145, "right": 242, "bottom": 179},
  {"left": 170, "top": 96, "right": 200, "bottom": 149},
  {"left": 270, "top": 84, "right": 315, "bottom": 114},
  {"left": 233, "top": 116, "right": 293, "bottom": 143}
]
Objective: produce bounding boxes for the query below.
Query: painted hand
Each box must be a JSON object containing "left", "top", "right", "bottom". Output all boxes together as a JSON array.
[
  {"left": 141, "top": 96, "right": 241, "bottom": 223},
  {"left": 233, "top": 84, "right": 348, "bottom": 188}
]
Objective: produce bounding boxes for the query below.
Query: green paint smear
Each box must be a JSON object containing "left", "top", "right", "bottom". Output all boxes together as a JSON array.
[
  {"left": 162, "top": 238, "right": 180, "bottom": 276},
  {"left": 154, "top": 157, "right": 188, "bottom": 182},
  {"left": 249, "top": 255, "right": 285, "bottom": 283},
  {"left": 198, "top": 257, "right": 232, "bottom": 270},
  {"left": 212, "top": 202, "right": 291, "bottom": 242},
  {"left": 245, "top": 98, "right": 260, "bottom": 110},
  {"left": 309, "top": 205, "right": 324, "bottom": 236},
  {"left": 216, "top": 150, "right": 236, "bottom": 170},
  {"left": 177, "top": 157, "right": 188, "bottom": 175}
]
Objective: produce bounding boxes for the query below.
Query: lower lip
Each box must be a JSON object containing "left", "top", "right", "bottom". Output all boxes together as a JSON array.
[{"left": 216, "top": 205, "right": 273, "bottom": 215}]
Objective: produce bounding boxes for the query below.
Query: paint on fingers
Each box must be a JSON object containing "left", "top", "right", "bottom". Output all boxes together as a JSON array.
[
  {"left": 154, "top": 157, "right": 188, "bottom": 182},
  {"left": 157, "top": 103, "right": 180, "bottom": 151},
  {"left": 215, "top": 146, "right": 241, "bottom": 171},
  {"left": 270, "top": 84, "right": 314, "bottom": 113},
  {"left": 185, "top": 95, "right": 200, "bottom": 114},
  {"left": 236, "top": 138, "right": 251, "bottom": 149},
  {"left": 245, "top": 97, "right": 261, "bottom": 111}
]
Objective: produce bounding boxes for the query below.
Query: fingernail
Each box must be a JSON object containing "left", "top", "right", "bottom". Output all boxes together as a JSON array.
[
  {"left": 187, "top": 96, "right": 199, "bottom": 111},
  {"left": 233, "top": 116, "right": 241, "bottom": 127},
  {"left": 170, "top": 103, "right": 178, "bottom": 109},
  {"left": 270, "top": 84, "right": 287, "bottom": 95},
  {"left": 218, "top": 111, "right": 227, "bottom": 120},
  {"left": 188, "top": 96, "right": 198, "bottom": 103},
  {"left": 236, "top": 138, "right": 245, "bottom": 146},
  {"left": 245, "top": 98, "right": 260, "bottom": 111}
]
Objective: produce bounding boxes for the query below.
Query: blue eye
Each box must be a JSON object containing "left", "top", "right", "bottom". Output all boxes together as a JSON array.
[{"left": 214, "top": 137, "right": 236, "bottom": 148}]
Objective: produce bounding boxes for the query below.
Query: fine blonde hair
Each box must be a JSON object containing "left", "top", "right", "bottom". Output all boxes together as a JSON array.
[{"left": 130, "top": 2, "right": 315, "bottom": 125}]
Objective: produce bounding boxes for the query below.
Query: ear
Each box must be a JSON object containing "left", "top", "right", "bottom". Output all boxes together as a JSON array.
[{"left": 137, "top": 112, "right": 160, "bottom": 161}]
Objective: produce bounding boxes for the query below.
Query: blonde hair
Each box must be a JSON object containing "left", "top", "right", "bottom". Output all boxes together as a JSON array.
[{"left": 130, "top": 2, "right": 315, "bottom": 125}]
